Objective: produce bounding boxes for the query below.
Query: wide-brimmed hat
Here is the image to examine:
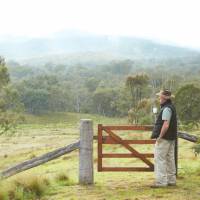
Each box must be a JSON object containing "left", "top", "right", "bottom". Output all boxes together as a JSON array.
[{"left": 156, "top": 89, "right": 175, "bottom": 99}]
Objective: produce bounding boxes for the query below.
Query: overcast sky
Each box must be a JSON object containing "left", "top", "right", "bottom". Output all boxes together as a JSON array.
[{"left": 0, "top": 0, "right": 200, "bottom": 48}]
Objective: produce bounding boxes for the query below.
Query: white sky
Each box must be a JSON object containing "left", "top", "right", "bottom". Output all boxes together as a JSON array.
[{"left": 0, "top": 0, "right": 200, "bottom": 48}]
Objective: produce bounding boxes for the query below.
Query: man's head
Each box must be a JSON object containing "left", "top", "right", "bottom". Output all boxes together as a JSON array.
[{"left": 156, "top": 89, "right": 174, "bottom": 104}]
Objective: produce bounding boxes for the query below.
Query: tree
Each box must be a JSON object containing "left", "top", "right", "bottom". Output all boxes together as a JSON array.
[
  {"left": 126, "top": 74, "right": 149, "bottom": 106},
  {"left": 175, "top": 84, "right": 200, "bottom": 124},
  {"left": 126, "top": 74, "right": 149, "bottom": 123},
  {"left": 16, "top": 75, "right": 73, "bottom": 114},
  {"left": 106, "top": 60, "right": 133, "bottom": 75},
  {"left": 20, "top": 88, "right": 49, "bottom": 114},
  {"left": 85, "top": 77, "right": 100, "bottom": 92},
  {"left": 92, "top": 88, "right": 118, "bottom": 116},
  {"left": 112, "top": 87, "right": 132, "bottom": 116},
  {"left": 128, "top": 98, "right": 152, "bottom": 124},
  {"left": 0, "top": 57, "right": 23, "bottom": 134},
  {"left": 0, "top": 56, "right": 9, "bottom": 89}
]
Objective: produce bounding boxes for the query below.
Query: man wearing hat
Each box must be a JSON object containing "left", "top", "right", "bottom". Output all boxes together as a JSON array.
[{"left": 151, "top": 89, "right": 177, "bottom": 188}]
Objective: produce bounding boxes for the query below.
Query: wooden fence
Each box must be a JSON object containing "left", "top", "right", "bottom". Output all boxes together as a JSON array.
[{"left": 0, "top": 120, "right": 198, "bottom": 185}]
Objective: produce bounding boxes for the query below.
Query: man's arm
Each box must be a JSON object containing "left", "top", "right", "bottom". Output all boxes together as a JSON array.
[{"left": 157, "top": 120, "right": 169, "bottom": 141}]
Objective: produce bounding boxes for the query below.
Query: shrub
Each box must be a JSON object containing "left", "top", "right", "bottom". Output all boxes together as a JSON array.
[
  {"left": 14, "top": 175, "right": 50, "bottom": 197},
  {"left": 139, "top": 115, "right": 153, "bottom": 125}
]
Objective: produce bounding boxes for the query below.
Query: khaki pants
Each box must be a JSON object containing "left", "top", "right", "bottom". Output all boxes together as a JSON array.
[{"left": 154, "top": 138, "right": 176, "bottom": 186}]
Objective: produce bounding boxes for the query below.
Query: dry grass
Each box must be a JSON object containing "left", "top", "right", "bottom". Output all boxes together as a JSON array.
[
  {"left": 0, "top": 191, "right": 7, "bottom": 200},
  {"left": 14, "top": 174, "right": 50, "bottom": 197},
  {"left": 55, "top": 172, "right": 70, "bottom": 182},
  {"left": 55, "top": 172, "right": 75, "bottom": 187},
  {"left": 0, "top": 113, "right": 200, "bottom": 200}
]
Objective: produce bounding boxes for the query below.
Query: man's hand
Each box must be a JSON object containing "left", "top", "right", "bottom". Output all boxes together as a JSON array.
[
  {"left": 156, "top": 120, "right": 170, "bottom": 144},
  {"left": 156, "top": 137, "right": 162, "bottom": 144}
]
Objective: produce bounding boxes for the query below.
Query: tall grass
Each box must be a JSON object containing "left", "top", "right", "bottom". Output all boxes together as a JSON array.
[
  {"left": 0, "top": 175, "right": 50, "bottom": 200},
  {"left": 0, "top": 172, "right": 75, "bottom": 200},
  {"left": 14, "top": 175, "right": 50, "bottom": 196},
  {"left": 0, "top": 190, "right": 7, "bottom": 200},
  {"left": 23, "top": 112, "right": 127, "bottom": 126}
]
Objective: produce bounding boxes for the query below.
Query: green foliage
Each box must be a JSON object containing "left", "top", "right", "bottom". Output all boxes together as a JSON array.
[
  {"left": 92, "top": 87, "right": 119, "bottom": 116},
  {"left": 0, "top": 58, "right": 24, "bottom": 135},
  {"left": 104, "top": 60, "right": 133, "bottom": 75},
  {"left": 175, "top": 84, "right": 200, "bottom": 124},
  {"left": 0, "top": 57, "right": 9, "bottom": 89},
  {"left": 111, "top": 88, "right": 132, "bottom": 116},
  {"left": 180, "top": 121, "right": 199, "bottom": 131},
  {"left": 139, "top": 115, "right": 153, "bottom": 125},
  {"left": 85, "top": 77, "right": 100, "bottom": 92},
  {"left": 126, "top": 73, "right": 149, "bottom": 107},
  {"left": 126, "top": 73, "right": 151, "bottom": 124},
  {"left": 16, "top": 75, "right": 73, "bottom": 114},
  {"left": 22, "top": 88, "right": 49, "bottom": 114},
  {"left": 6, "top": 55, "right": 200, "bottom": 123},
  {"left": 128, "top": 98, "right": 152, "bottom": 124}
]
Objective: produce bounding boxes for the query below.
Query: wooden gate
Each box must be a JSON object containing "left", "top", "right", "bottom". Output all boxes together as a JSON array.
[{"left": 97, "top": 124, "right": 156, "bottom": 172}]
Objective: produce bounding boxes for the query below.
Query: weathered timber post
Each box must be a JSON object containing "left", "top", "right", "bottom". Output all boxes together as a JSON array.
[{"left": 79, "top": 119, "right": 94, "bottom": 184}]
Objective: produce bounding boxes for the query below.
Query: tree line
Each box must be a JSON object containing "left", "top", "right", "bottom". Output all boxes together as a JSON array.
[{"left": 1, "top": 55, "right": 200, "bottom": 134}]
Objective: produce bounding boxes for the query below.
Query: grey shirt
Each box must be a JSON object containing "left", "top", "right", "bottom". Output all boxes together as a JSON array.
[{"left": 162, "top": 107, "right": 172, "bottom": 124}]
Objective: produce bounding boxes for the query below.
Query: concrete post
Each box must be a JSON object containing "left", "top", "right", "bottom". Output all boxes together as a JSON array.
[{"left": 79, "top": 119, "right": 94, "bottom": 184}]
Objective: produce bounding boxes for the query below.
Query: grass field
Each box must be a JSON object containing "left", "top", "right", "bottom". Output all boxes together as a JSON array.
[{"left": 0, "top": 112, "right": 200, "bottom": 200}]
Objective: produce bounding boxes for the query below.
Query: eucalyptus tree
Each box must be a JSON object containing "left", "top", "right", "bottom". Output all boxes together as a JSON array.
[
  {"left": 0, "top": 56, "right": 23, "bottom": 134},
  {"left": 126, "top": 74, "right": 149, "bottom": 106},
  {"left": 175, "top": 84, "right": 200, "bottom": 124},
  {"left": 125, "top": 74, "right": 150, "bottom": 124}
]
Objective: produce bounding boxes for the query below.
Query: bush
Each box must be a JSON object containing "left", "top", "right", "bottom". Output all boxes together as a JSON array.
[
  {"left": 139, "top": 115, "right": 153, "bottom": 125},
  {"left": 175, "top": 84, "right": 200, "bottom": 124},
  {"left": 181, "top": 122, "right": 199, "bottom": 131}
]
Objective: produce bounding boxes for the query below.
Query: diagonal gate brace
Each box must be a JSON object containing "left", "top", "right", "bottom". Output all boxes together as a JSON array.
[{"left": 103, "top": 127, "right": 154, "bottom": 169}]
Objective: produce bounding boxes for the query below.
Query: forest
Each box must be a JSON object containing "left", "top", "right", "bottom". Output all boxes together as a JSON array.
[{"left": 1, "top": 52, "right": 200, "bottom": 125}]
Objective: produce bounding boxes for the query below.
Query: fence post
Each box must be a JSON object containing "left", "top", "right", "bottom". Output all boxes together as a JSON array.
[
  {"left": 175, "top": 137, "right": 178, "bottom": 176},
  {"left": 79, "top": 119, "right": 94, "bottom": 184}
]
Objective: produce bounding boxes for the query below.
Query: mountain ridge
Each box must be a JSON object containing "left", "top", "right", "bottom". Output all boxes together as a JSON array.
[{"left": 0, "top": 31, "right": 199, "bottom": 66}]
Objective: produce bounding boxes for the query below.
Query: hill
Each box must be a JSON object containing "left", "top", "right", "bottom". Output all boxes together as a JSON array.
[{"left": 1, "top": 31, "right": 199, "bottom": 66}]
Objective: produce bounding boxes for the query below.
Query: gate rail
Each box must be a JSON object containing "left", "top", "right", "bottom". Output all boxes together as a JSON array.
[{"left": 97, "top": 124, "right": 156, "bottom": 172}]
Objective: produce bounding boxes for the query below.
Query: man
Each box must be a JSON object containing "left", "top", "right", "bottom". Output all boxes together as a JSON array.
[{"left": 151, "top": 89, "right": 177, "bottom": 188}]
